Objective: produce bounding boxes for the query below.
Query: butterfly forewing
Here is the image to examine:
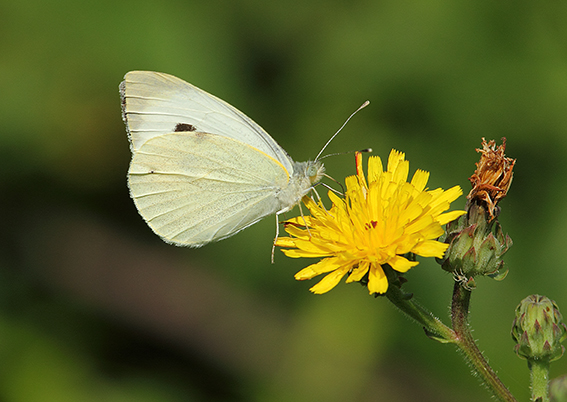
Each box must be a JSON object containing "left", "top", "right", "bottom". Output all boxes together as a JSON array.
[{"left": 121, "top": 71, "right": 294, "bottom": 174}]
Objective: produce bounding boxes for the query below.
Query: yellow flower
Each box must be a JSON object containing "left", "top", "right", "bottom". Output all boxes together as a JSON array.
[{"left": 276, "top": 150, "right": 466, "bottom": 295}]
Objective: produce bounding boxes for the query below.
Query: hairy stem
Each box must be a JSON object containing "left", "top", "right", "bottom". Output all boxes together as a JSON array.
[{"left": 451, "top": 282, "right": 517, "bottom": 402}]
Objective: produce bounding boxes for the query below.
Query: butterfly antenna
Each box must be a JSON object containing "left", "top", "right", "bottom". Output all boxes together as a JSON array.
[
  {"left": 318, "top": 147, "right": 373, "bottom": 161},
  {"left": 315, "top": 100, "right": 370, "bottom": 162}
]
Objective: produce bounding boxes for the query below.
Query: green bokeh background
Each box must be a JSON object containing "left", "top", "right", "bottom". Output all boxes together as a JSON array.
[{"left": 1, "top": 1, "right": 567, "bottom": 401}]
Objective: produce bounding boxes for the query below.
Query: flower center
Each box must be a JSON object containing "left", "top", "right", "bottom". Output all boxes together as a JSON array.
[{"left": 365, "top": 221, "right": 378, "bottom": 230}]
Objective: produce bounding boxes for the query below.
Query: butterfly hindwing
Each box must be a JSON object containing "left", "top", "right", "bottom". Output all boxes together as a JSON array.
[{"left": 128, "top": 131, "right": 290, "bottom": 245}]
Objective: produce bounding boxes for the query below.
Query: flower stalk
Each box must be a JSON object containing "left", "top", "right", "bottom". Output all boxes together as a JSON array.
[
  {"left": 530, "top": 360, "right": 550, "bottom": 402},
  {"left": 451, "top": 283, "right": 517, "bottom": 402},
  {"left": 384, "top": 279, "right": 455, "bottom": 344},
  {"left": 386, "top": 271, "right": 517, "bottom": 401}
]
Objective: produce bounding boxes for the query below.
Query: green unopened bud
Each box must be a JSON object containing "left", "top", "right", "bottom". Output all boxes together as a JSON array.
[
  {"left": 438, "top": 202, "right": 511, "bottom": 282},
  {"left": 511, "top": 295, "right": 567, "bottom": 362},
  {"left": 550, "top": 375, "right": 567, "bottom": 402}
]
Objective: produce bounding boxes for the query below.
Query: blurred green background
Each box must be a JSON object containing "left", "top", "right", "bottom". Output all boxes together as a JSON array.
[{"left": 1, "top": 0, "right": 567, "bottom": 401}]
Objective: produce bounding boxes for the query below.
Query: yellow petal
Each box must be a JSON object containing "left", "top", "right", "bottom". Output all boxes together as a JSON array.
[
  {"left": 275, "top": 237, "right": 296, "bottom": 248},
  {"left": 283, "top": 249, "right": 331, "bottom": 259},
  {"left": 294, "top": 258, "right": 342, "bottom": 280},
  {"left": 442, "top": 185, "right": 464, "bottom": 203},
  {"left": 302, "top": 195, "right": 319, "bottom": 210},
  {"left": 290, "top": 238, "right": 330, "bottom": 254},
  {"left": 367, "top": 155, "right": 383, "bottom": 183},
  {"left": 404, "top": 214, "right": 435, "bottom": 234},
  {"left": 345, "top": 175, "right": 361, "bottom": 196},
  {"left": 327, "top": 191, "right": 346, "bottom": 210},
  {"left": 309, "top": 266, "right": 350, "bottom": 294},
  {"left": 412, "top": 239, "right": 449, "bottom": 258},
  {"left": 367, "top": 264, "right": 388, "bottom": 294},
  {"left": 415, "top": 221, "right": 445, "bottom": 239},
  {"left": 412, "top": 191, "right": 434, "bottom": 210},
  {"left": 346, "top": 260, "right": 370, "bottom": 282},
  {"left": 436, "top": 209, "right": 466, "bottom": 225},
  {"left": 410, "top": 169, "right": 430, "bottom": 192},
  {"left": 282, "top": 224, "right": 309, "bottom": 239},
  {"left": 392, "top": 159, "right": 409, "bottom": 185},
  {"left": 387, "top": 150, "right": 405, "bottom": 174},
  {"left": 388, "top": 255, "right": 419, "bottom": 273},
  {"left": 398, "top": 199, "right": 425, "bottom": 225},
  {"left": 356, "top": 152, "right": 368, "bottom": 190},
  {"left": 284, "top": 216, "right": 312, "bottom": 227},
  {"left": 426, "top": 200, "right": 452, "bottom": 219},
  {"left": 429, "top": 186, "right": 463, "bottom": 210}
]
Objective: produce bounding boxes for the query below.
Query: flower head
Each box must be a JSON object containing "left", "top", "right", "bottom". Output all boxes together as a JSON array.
[
  {"left": 439, "top": 138, "right": 514, "bottom": 286},
  {"left": 276, "top": 150, "right": 466, "bottom": 295},
  {"left": 468, "top": 137, "right": 516, "bottom": 220}
]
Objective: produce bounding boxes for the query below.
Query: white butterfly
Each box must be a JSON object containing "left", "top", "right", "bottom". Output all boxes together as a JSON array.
[{"left": 120, "top": 71, "right": 325, "bottom": 249}]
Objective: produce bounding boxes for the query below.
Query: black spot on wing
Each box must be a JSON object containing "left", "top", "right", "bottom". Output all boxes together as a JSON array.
[{"left": 174, "top": 123, "right": 196, "bottom": 132}]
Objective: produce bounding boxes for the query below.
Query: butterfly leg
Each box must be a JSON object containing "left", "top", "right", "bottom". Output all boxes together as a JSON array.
[
  {"left": 298, "top": 201, "right": 312, "bottom": 238},
  {"left": 271, "top": 213, "right": 280, "bottom": 264}
]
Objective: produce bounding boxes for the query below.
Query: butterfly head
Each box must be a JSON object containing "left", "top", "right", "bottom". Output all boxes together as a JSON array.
[{"left": 306, "top": 160, "right": 325, "bottom": 185}]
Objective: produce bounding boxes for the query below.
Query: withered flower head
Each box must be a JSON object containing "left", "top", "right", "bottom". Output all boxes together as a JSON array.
[
  {"left": 439, "top": 138, "right": 514, "bottom": 282},
  {"left": 467, "top": 138, "right": 516, "bottom": 220}
]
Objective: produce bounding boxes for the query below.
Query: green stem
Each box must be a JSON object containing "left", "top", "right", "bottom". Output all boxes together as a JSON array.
[
  {"left": 451, "top": 282, "right": 517, "bottom": 402},
  {"left": 385, "top": 284, "right": 456, "bottom": 344},
  {"left": 529, "top": 360, "right": 550, "bottom": 402}
]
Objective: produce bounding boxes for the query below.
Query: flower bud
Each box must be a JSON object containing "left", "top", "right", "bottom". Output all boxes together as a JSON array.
[
  {"left": 511, "top": 295, "right": 567, "bottom": 362},
  {"left": 438, "top": 202, "right": 511, "bottom": 283}
]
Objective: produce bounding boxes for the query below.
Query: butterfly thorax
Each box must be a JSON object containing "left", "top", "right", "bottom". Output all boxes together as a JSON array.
[{"left": 275, "top": 160, "right": 325, "bottom": 214}]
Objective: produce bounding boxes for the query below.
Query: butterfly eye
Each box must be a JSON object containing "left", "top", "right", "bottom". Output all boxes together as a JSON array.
[
  {"left": 307, "top": 165, "right": 318, "bottom": 178},
  {"left": 306, "top": 162, "right": 324, "bottom": 184}
]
